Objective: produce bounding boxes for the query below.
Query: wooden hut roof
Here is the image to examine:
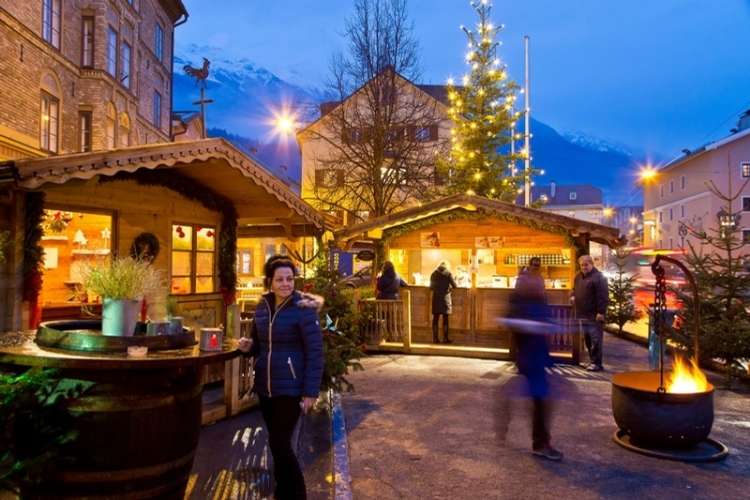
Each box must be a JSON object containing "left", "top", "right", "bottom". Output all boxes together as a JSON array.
[
  {"left": 334, "top": 194, "right": 624, "bottom": 247},
  {"left": 10, "top": 138, "right": 326, "bottom": 234}
]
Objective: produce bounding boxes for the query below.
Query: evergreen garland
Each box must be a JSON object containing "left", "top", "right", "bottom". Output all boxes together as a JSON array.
[
  {"left": 101, "top": 170, "right": 238, "bottom": 295},
  {"left": 23, "top": 192, "right": 45, "bottom": 302},
  {"left": 382, "top": 207, "right": 574, "bottom": 246}
]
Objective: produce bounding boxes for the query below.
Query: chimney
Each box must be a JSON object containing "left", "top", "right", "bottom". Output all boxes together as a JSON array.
[
  {"left": 550, "top": 182, "right": 556, "bottom": 199},
  {"left": 737, "top": 109, "right": 750, "bottom": 132}
]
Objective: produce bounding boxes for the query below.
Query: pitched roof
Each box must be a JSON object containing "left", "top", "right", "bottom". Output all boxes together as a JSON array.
[
  {"left": 10, "top": 138, "right": 326, "bottom": 230},
  {"left": 530, "top": 184, "right": 603, "bottom": 206},
  {"left": 334, "top": 194, "right": 623, "bottom": 247},
  {"left": 297, "top": 67, "right": 450, "bottom": 137}
]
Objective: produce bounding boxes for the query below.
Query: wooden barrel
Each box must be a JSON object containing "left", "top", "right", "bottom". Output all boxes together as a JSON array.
[{"left": 22, "top": 365, "right": 202, "bottom": 499}]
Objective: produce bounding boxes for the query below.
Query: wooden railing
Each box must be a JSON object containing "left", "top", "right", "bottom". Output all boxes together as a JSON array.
[
  {"left": 358, "top": 290, "right": 412, "bottom": 347},
  {"left": 548, "top": 304, "right": 582, "bottom": 364}
]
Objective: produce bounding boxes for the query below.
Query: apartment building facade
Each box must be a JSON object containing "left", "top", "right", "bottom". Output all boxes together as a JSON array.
[
  {"left": 642, "top": 115, "right": 750, "bottom": 253},
  {"left": 0, "top": 0, "right": 187, "bottom": 161}
]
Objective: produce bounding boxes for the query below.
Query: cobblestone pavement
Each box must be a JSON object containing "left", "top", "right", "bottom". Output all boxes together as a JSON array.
[{"left": 341, "top": 334, "right": 750, "bottom": 500}]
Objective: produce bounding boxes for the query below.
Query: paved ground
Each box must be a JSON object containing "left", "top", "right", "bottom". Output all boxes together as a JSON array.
[
  {"left": 187, "top": 401, "right": 332, "bottom": 499},
  {"left": 341, "top": 334, "right": 750, "bottom": 500}
]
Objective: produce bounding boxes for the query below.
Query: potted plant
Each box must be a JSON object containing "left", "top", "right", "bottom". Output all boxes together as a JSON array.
[{"left": 80, "top": 257, "right": 162, "bottom": 336}]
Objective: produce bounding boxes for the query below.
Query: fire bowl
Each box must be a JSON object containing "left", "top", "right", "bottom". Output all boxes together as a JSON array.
[{"left": 612, "top": 371, "right": 714, "bottom": 448}]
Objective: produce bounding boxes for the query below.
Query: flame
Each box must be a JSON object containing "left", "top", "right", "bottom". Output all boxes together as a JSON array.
[{"left": 666, "top": 355, "right": 708, "bottom": 394}]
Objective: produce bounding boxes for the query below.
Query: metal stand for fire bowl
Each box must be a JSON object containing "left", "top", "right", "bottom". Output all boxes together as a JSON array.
[{"left": 611, "top": 254, "right": 729, "bottom": 462}]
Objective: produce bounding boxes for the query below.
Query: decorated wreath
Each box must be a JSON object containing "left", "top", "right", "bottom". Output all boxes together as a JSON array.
[{"left": 130, "top": 232, "right": 160, "bottom": 263}]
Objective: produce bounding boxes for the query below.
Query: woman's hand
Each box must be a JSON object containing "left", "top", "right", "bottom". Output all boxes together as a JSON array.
[
  {"left": 238, "top": 337, "right": 252, "bottom": 353},
  {"left": 301, "top": 396, "right": 317, "bottom": 414}
]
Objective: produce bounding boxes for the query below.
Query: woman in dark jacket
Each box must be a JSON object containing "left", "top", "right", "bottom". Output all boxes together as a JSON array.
[
  {"left": 239, "top": 256, "right": 324, "bottom": 499},
  {"left": 376, "top": 261, "right": 407, "bottom": 300},
  {"left": 430, "top": 261, "right": 458, "bottom": 343}
]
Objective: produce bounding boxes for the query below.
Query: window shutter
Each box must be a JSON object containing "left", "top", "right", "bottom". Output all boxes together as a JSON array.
[
  {"left": 429, "top": 125, "right": 438, "bottom": 141},
  {"left": 315, "top": 169, "right": 325, "bottom": 187},
  {"left": 336, "top": 169, "right": 345, "bottom": 186}
]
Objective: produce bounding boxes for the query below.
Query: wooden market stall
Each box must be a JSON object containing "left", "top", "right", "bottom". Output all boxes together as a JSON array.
[
  {"left": 335, "top": 194, "right": 622, "bottom": 361},
  {"left": 1, "top": 138, "right": 325, "bottom": 421}
]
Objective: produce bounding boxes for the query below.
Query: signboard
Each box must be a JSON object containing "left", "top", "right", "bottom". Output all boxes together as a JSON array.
[
  {"left": 420, "top": 231, "right": 441, "bottom": 248},
  {"left": 475, "top": 236, "right": 504, "bottom": 248},
  {"left": 356, "top": 250, "right": 375, "bottom": 261}
]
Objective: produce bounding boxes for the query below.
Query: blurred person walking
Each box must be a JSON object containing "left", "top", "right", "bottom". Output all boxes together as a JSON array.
[{"left": 506, "top": 257, "right": 563, "bottom": 461}]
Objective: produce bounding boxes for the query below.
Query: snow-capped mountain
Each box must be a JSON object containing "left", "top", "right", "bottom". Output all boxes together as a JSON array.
[
  {"left": 173, "top": 50, "right": 644, "bottom": 202},
  {"left": 561, "top": 130, "right": 635, "bottom": 156}
]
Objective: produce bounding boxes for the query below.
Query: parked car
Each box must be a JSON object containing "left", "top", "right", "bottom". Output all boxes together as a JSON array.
[{"left": 339, "top": 266, "right": 372, "bottom": 288}]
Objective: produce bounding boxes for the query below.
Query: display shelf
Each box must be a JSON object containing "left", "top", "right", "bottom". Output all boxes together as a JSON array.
[{"left": 71, "top": 249, "right": 111, "bottom": 256}]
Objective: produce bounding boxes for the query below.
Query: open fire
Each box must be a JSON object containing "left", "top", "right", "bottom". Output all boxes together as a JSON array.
[{"left": 666, "top": 355, "right": 708, "bottom": 394}]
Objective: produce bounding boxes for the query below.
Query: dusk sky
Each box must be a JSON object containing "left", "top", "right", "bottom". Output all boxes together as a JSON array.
[{"left": 177, "top": 0, "right": 750, "bottom": 161}]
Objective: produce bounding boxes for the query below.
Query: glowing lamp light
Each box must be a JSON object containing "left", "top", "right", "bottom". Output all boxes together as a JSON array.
[
  {"left": 603, "top": 207, "right": 615, "bottom": 218},
  {"left": 639, "top": 166, "right": 658, "bottom": 182},
  {"left": 629, "top": 216, "right": 638, "bottom": 224},
  {"left": 274, "top": 115, "right": 296, "bottom": 135}
]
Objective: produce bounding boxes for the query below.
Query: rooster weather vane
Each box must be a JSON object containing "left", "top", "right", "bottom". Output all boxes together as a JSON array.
[{"left": 183, "top": 57, "right": 212, "bottom": 138}]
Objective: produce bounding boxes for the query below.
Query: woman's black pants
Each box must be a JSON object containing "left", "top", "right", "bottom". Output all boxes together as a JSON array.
[
  {"left": 432, "top": 313, "right": 450, "bottom": 342},
  {"left": 259, "top": 395, "right": 305, "bottom": 500}
]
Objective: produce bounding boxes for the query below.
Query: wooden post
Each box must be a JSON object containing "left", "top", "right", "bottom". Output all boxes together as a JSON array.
[
  {"left": 402, "top": 289, "right": 411, "bottom": 350},
  {"left": 224, "top": 357, "right": 240, "bottom": 416}
]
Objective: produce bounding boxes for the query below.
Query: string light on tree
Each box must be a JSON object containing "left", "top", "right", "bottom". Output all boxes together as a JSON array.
[{"left": 438, "top": 0, "right": 537, "bottom": 201}]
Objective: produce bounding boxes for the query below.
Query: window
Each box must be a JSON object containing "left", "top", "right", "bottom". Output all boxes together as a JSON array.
[
  {"left": 236, "top": 250, "right": 253, "bottom": 275},
  {"left": 40, "top": 92, "right": 59, "bottom": 152},
  {"left": 154, "top": 23, "right": 164, "bottom": 61},
  {"left": 743, "top": 197, "right": 750, "bottom": 212},
  {"left": 743, "top": 230, "right": 750, "bottom": 244},
  {"left": 106, "top": 27, "right": 117, "bottom": 76},
  {"left": 669, "top": 208, "right": 673, "bottom": 221},
  {"left": 105, "top": 102, "right": 116, "bottom": 149},
  {"left": 120, "top": 42, "right": 131, "bottom": 88},
  {"left": 659, "top": 211, "right": 663, "bottom": 223},
  {"left": 742, "top": 162, "right": 750, "bottom": 178},
  {"left": 681, "top": 175, "right": 686, "bottom": 190},
  {"left": 670, "top": 180, "right": 674, "bottom": 193},
  {"left": 42, "top": 0, "right": 61, "bottom": 48},
  {"left": 81, "top": 17, "right": 94, "bottom": 67},
  {"left": 681, "top": 205, "right": 685, "bottom": 218},
  {"left": 119, "top": 113, "right": 130, "bottom": 147},
  {"left": 669, "top": 238, "right": 673, "bottom": 249},
  {"left": 315, "top": 169, "right": 343, "bottom": 188},
  {"left": 354, "top": 210, "right": 369, "bottom": 223},
  {"left": 569, "top": 192, "right": 577, "bottom": 201},
  {"left": 152, "top": 91, "right": 161, "bottom": 128},
  {"left": 171, "top": 224, "right": 216, "bottom": 294},
  {"left": 415, "top": 125, "right": 438, "bottom": 142},
  {"left": 78, "top": 111, "right": 92, "bottom": 152},
  {"left": 660, "top": 185, "right": 664, "bottom": 197},
  {"left": 381, "top": 166, "right": 407, "bottom": 185}
]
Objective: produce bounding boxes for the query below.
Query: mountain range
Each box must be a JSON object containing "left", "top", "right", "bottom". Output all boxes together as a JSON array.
[{"left": 174, "top": 47, "right": 646, "bottom": 204}]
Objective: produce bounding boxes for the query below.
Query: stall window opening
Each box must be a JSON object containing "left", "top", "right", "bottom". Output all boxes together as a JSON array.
[{"left": 171, "top": 224, "right": 216, "bottom": 294}]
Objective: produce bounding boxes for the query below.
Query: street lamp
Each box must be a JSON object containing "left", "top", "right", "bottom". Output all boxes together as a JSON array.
[{"left": 639, "top": 165, "right": 658, "bottom": 183}]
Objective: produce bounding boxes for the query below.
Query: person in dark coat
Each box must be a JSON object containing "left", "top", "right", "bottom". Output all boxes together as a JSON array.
[
  {"left": 376, "top": 261, "right": 407, "bottom": 300},
  {"left": 430, "top": 261, "right": 458, "bottom": 343},
  {"left": 238, "top": 256, "right": 324, "bottom": 500},
  {"left": 572, "top": 254, "right": 609, "bottom": 371},
  {"left": 506, "top": 257, "right": 563, "bottom": 461}
]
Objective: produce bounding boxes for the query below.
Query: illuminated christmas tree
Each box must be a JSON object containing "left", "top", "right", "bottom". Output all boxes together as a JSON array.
[{"left": 440, "top": 0, "right": 527, "bottom": 200}]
